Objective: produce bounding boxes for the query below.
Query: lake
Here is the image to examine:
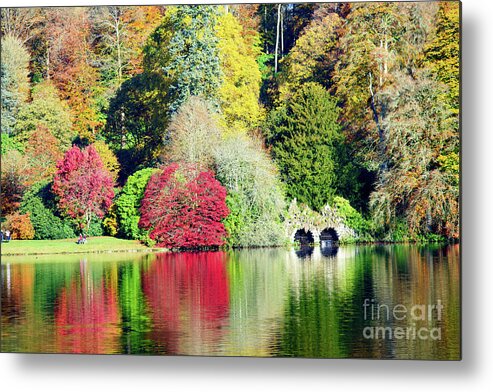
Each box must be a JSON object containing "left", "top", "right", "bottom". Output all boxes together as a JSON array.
[{"left": 0, "top": 244, "right": 460, "bottom": 359}]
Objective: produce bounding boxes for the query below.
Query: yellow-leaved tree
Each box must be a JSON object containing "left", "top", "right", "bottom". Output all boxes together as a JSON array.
[{"left": 216, "top": 12, "right": 264, "bottom": 135}]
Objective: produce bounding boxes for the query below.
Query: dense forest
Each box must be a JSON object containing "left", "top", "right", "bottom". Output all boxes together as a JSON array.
[{"left": 0, "top": 2, "right": 460, "bottom": 247}]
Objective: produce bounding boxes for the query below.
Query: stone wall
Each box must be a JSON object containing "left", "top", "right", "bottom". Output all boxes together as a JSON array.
[{"left": 284, "top": 199, "right": 356, "bottom": 243}]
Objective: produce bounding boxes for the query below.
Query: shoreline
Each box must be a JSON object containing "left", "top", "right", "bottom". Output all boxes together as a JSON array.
[
  {"left": 0, "top": 236, "right": 166, "bottom": 257},
  {"left": 1, "top": 248, "right": 167, "bottom": 257},
  {"left": 1, "top": 239, "right": 457, "bottom": 258}
]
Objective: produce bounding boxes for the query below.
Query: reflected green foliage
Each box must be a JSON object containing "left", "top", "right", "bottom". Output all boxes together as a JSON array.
[{"left": 119, "top": 261, "right": 154, "bottom": 354}]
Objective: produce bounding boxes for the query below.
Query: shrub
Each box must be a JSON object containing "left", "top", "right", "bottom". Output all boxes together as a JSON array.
[
  {"left": 3, "top": 212, "right": 35, "bottom": 240},
  {"left": 20, "top": 183, "right": 75, "bottom": 240},
  {"left": 139, "top": 163, "right": 229, "bottom": 248},
  {"left": 115, "top": 168, "right": 157, "bottom": 240},
  {"left": 102, "top": 204, "right": 119, "bottom": 237},
  {"left": 333, "top": 196, "right": 374, "bottom": 241},
  {"left": 85, "top": 217, "right": 104, "bottom": 237},
  {"left": 93, "top": 140, "right": 121, "bottom": 182}
]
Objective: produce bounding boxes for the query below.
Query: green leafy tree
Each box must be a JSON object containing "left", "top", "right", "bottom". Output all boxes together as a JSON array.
[
  {"left": 115, "top": 168, "right": 157, "bottom": 240},
  {"left": 216, "top": 12, "right": 264, "bottom": 134},
  {"left": 144, "top": 5, "right": 222, "bottom": 115},
  {"left": 278, "top": 12, "right": 341, "bottom": 102},
  {"left": 14, "top": 81, "right": 74, "bottom": 149},
  {"left": 424, "top": 1, "right": 460, "bottom": 115},
  {"left": 1, "top": 35, "right": 30, "bottom": 134},
  {"left": 264, "top": 83, "right": 350, "bottom": 212},
  {"left": 1, "top": 63, "right": 20, "bottom": 134},
  {"left": 104, "top": 72, "right": 167, "bottom": 177}
]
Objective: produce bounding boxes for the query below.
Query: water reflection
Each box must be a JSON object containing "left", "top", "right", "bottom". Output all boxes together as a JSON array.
[{"left": 1, "top": 245, "right": 460, "bottom": 359}]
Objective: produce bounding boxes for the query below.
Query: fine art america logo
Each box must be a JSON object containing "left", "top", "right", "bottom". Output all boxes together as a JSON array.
[{"left": 362, "top": 299, "right": 443, "bottom": 341}]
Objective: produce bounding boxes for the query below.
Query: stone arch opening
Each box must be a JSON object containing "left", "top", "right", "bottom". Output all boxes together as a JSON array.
[
  {"left": 294, "top": 229, "right": 314, "bottom": 246},
  {"left": 320, "top": 228, "right": 339, "bottom": 245}
]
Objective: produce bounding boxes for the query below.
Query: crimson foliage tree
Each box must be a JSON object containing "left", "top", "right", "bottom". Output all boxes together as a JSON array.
[
  {"left": 139, "top": 163, "right": 229, "bottom": 248},
  {"left": 53, "top": 145, "right": 114, "bottom": 233}
]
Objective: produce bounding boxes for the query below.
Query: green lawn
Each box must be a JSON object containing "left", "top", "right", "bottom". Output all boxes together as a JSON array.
[{"left": 0, "top": 236, "right": 164, "bottom": 256}]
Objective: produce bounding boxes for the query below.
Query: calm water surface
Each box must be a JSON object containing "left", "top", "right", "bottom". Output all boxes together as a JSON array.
[{"left": 1, "top": 245, "right": 460, "bottom": 359}]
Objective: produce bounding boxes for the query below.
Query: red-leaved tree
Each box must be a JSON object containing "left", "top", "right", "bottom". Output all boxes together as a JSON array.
[
  {"left": 139, "top": 163, "right": 229, "bottom": 248},
  {"left": 53, "top": 145, "right": 114, "bottom": 233}
]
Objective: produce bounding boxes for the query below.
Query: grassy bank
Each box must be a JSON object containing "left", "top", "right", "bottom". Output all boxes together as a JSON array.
[{"left": 0, "top": 236, "right": 165, "bottom": 256}]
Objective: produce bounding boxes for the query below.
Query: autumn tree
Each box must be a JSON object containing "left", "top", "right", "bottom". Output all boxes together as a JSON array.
[
  {"left": 278, "top": 12, "right": 341, "bottom": 102},
  {"left": 14, "top": 80, "right": 74, "bottom": 149},
  {"left": 2, "top": 212, "right": 35, "bottom": 240},
  {"left": 93, "top": 140, "right": 121, "bottom": 182},
  {"left": 91, "top": 5, "right": 164, "bottom": 88},
  {"left": 52, "top": 145, "right": 114, "bottom": 232},
  {"left": 165, "top": 96, "right": 220, "bottom": 168},
  {"left": 370, "top": 70, "right": 459, "bottom": 239},
  {"left": 139, "top": 163, "right": 229, "bottom": 248},
  {"left": 230, "top": 4, "right": 261, "bottom": 50},
  {"left": 1, "top": 8, "right": 44, "bottom": 44},
  {"left": 424, "top": 1, "right": 460, "bottom": 115},
  {"left": 1, "top": 150, "right": 31, "bottom": 216},
  {"left": 24, "top": 125, "right": 63, "bottom": 185},
  {"left": 216, "top": 12, "right": 263, "bottom": 134},
  {"left": 91, "top": 6, "right": 130, "bottom": 87},
  {"left": 44, "top": 8, "right": 102, "bottom": 141},
  {"left": 334, "top": 3, "right": 404, "bottom": 168}
]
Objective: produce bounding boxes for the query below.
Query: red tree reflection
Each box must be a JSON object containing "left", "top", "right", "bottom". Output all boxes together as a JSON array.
[
  {"left": 142, "top": 252, "right": 230, "bottom": 355},
  {"left": 54, "top": 262, "right": 121, "bottom": 354}
]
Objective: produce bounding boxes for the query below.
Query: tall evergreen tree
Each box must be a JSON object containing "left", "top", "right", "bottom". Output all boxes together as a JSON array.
[
  {"left": 264, "top": 83, "right": 351, "bottom": 211},
  {"left": 144, "top": 5, "right": 222, "bottom": 115}
]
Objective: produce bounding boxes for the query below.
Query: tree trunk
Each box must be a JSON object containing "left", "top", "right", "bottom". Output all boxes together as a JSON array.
[
  {"left": 280, "top": 6, "right": 284, "bottom": 57},
  {"left": 274, "top": 4, "right": 281, "bottom": 73},
  {"left": 368, "top": 72, "right": 388, "bottom": 172},
  {"left": 46, "top": 47, "right": 50, "bottom": 80}
]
